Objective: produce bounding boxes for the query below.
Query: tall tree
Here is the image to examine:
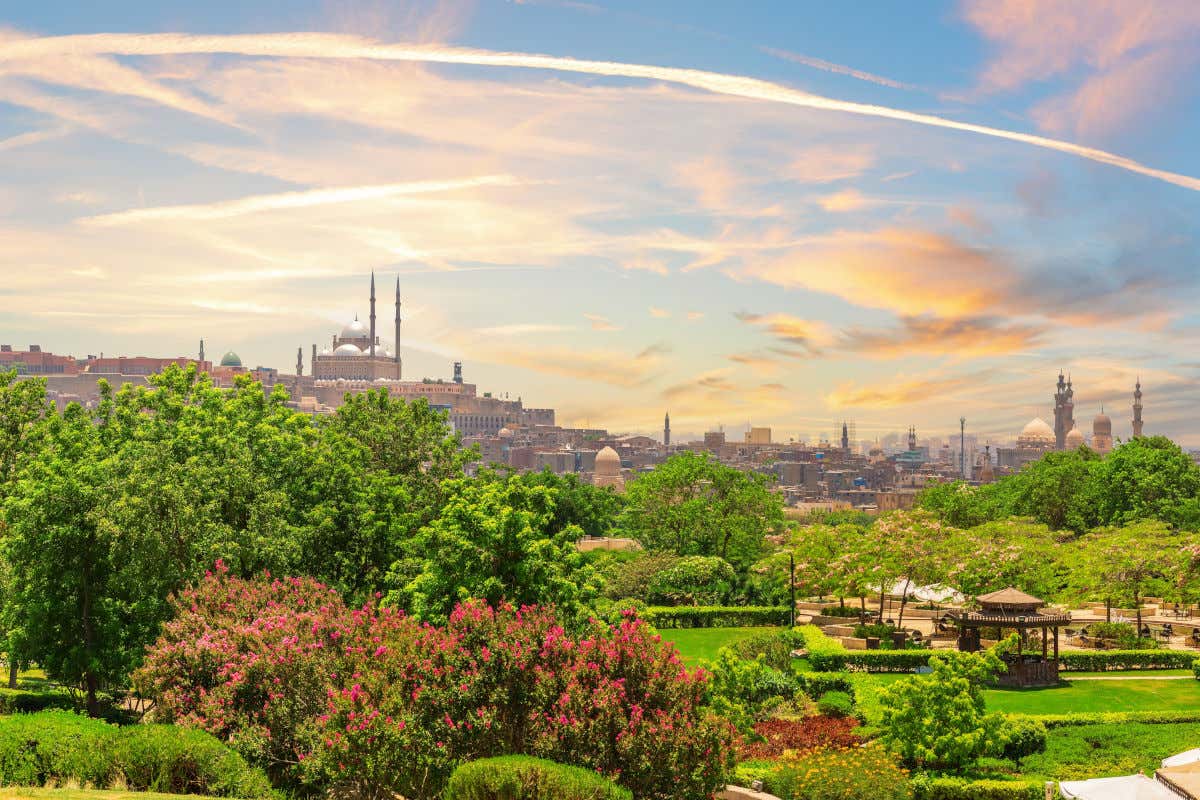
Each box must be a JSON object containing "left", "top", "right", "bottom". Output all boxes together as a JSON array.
[
  {"left": 1068, "top": 521, "right": 1180, "bottom": 633},
  {"left": 1095, "top": 436, "right": 1200, "bottom": 530},
  {"left": 621, "top": 451, "right": 783, "bottom": 571}
]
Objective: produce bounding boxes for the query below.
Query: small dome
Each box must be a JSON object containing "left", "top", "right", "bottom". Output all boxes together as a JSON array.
[
  {"left": 219, "top": 351, "right": 242, "bottom": 367},
  {"left": 1065, "top": 427, "right": 1085, "bottom": 448},
  {"left": 340, "top": 317, "right": 369, "bottom": 340},
  {"left": 1093, "top": 412, "right": 1112, "bottom": 436},
  {"left": 498, "top": 427, "right": 514, "bottom": 439},
  {"left": 595, "top": 446, "right": 621, "bottom": 474},
  {"left": 334, "top": 343, "right": 362, "bottom": 356}
]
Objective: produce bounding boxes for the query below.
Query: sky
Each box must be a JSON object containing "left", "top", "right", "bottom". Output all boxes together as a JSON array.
[{"left": 2, "top": 1, "right": 1200, "bottom": 446}]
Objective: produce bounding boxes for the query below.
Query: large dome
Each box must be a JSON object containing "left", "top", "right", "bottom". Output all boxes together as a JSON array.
[
  {"left": 595, "top": 446, "right": 621, "bottom": 474},
  {"left": 1093, "top": 412, "right": 1112, "bottom": 436},
  {"left": 340, "top": 317, "right": 369, "bottom": 340},
  {"left": 1017, "top": 417, "right": 1055, "bottom": 449},
  {"left": 334, "top": 343, "right": 363, "bottom": 356},
  {"left": 219, "top": 351, "right": 242, "bottom": 367}
]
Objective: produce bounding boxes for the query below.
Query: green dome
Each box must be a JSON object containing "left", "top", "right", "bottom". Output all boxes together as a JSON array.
[{"left": 219, "top": 351, "right": 242, "bottom": 367}]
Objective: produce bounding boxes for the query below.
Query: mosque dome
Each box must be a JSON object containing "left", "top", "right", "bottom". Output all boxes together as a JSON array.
[
  {"left": 595, "top": 446, "right": 621, "bottom": 474},
  {"left": 1065, "top": 427, "right": 1085, "bottom": 449},
  {"left": 334, "top": 343, "right": 363, "bottom": 356},
  {"left": 1093, "top": 411, "right": 1112, "bottom": 436},
  {"left": 1017, "top": 417, "right": 1055, "bottom": 449},
  {"left": 498, "top": 427, "right": 514, "bottom": 439},
  {"left": 340, "top": 317, "right": 369, "bottom": 340},
  {"left": 219, "top": 351, "right": 242, "bottom": 367}
]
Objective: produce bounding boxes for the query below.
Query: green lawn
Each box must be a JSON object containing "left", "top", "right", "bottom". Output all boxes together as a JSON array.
[
  {"left": 661, "top": 627, "right": 779, "bottom": 665},
  {"left": 1065, "top": 668, "right": 1191, "bottom": 678},
  {"left": 1013, "top": 722, "right": 1200, "bottom": 782}
]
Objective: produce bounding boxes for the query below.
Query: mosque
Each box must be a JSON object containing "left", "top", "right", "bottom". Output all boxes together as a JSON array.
[{"left": 1000, "top": 372, "right": 1144, "bottom": 468}]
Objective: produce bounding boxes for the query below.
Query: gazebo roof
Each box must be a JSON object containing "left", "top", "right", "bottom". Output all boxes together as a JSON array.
[{"left": 977, "top": 587, "right": 1044, "bottom": 607}]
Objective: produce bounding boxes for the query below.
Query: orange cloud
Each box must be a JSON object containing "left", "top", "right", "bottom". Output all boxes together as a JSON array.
[
  {"left": 818, "top": 188, "right": 868, "bottom": 212},
  {"left": 839, "top": 315, "right": 1044, "bottom": 358},
  {"left": 735, "top": 312, "right": 836, "bottom": 352},
  {"left": 826, "top": 373, "right": 980, "bottom": 409}
]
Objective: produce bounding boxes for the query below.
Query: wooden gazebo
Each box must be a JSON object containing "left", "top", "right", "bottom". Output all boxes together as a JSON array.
[{"left": 955, "top": 587, "right": 1071, "bottom": 687}]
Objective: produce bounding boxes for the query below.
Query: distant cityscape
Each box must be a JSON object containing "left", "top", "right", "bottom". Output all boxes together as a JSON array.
[{"left": 1, "top": 275, "right": 1163, "bottom": 515}]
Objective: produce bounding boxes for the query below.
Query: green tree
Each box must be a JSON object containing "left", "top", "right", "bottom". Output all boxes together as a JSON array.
[
  {"left": 0, "top": 370, "right": 51, "bottom": 687},
  {"left": 946, "top": 519, "right": 1061, "bottom": 601},
  {"left": 879, "top": 651, "right": 1005, "bottom": 772},
  {"left": 1095, "top": 436, "right": 1200, "bottom": 530},
  {"left": 621, "top": 452, "right": 783, "bottom": 571},
  {"left": 873, "top": 510, "right": 954, "bottom": 628},
  {"left": 393, "top": 475, "right": 602, "bottom": 625},
  {"left": 1068, "top": 520, "right": 1180, "bottom": 633},
  {"left": 647, "top": 555, "right": 736, "bottom": 606}
]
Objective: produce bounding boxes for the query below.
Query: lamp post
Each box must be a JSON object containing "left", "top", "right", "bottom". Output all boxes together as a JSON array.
[
  {"left": 789, "top": 553, "right": 796, "bottom": 628},
  {"left": 960, "top": 417, "right": 966, "bottom": 480}
]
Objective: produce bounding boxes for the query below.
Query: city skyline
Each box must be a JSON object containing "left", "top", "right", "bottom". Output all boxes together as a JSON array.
[{"left": 3, "top": 2, "right": 1200, "bottom": 443}]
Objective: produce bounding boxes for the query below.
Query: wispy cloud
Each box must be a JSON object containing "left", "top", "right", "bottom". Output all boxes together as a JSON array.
[
  {"left": 82, "top": 175, "right": 522, "bottom": 226},
  {"left": 760, "top": 45, "right": 916, "bottom": 90},
  {"left": 826, "top": 372, "right": 981, "bottom": 408},
  {"left": 6, "top": 31, "right": 1200, "bottom": 191},
  {"left": 476, "top": 323, "right": 574, "bottom": 336},
  {"left": 648, "top": 306, "right": 671, "bottom": 318},
  {"left": 583, "top": 313, "right": 620, "bottom": 331}
]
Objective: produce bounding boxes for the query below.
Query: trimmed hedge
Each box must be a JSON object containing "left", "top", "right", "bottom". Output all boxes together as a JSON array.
[
  {"left": 0, "top": 686, "right": 78, "bottom": 715},
  {"left": 443, "top": 756, "right": 633, "bottom": 800},
  {"left": 0, "top": 710, "right": 274, "bottom": 798},
  {"left": 813, "top": 651, "right": 934, "bottom": 673},
  {"left": 911, "top": 776, "right": 1043, "bottom": 800},
  {"left": 1011, "top": 709, "right": 1200, "bottom": 729},
  {"left": 641, "top": 606, "right": 791, "bottom": 628},
  {"left": 1058, "top": 650, "right": 1197, "bottom": 672}
]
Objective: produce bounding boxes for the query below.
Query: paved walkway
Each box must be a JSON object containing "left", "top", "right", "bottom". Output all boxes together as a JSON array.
[{"left": 1065, "top": 675, "right": 1193, "bottom": 681}]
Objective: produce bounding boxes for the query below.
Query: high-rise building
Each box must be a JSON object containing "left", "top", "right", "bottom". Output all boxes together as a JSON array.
[{"left": 1132, "top": 379, "right": 1144, "bottom": 437}]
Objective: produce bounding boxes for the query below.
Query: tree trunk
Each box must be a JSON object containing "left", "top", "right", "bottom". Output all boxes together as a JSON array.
[
  {"left": 85, "top": 671, "right": 99, "bottom": 718},
  {"left": 1105, "top": 599, "right": 1111, "bottom": 623},
  {"left": 1135, "top": 590, "right": 1142, "bottom": 641},
  {"left": 897, "top": 578, "right": 912, "bottom": 629},
  {"left": 7, "top": 660, "right": 16, "bottom": 690}
]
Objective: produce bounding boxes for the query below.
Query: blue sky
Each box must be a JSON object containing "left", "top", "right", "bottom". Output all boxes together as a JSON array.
[{"left": 2, "top": 1, "right": 1200, "bottom": 445}]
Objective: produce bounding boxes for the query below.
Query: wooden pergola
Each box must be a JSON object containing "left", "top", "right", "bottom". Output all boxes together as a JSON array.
[{"left": 954, "top": 587, "right": 1071, "bottom": 688}]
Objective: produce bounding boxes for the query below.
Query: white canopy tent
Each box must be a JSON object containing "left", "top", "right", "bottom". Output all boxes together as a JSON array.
[
  {"left": 1164, "top": 749, "right": 1200, "bottom": 768},
  {"left": 884, "top": 579, "right": 965, "bottom": 604},
  {"left": 1059, "top": 774, "right": 1178, "bottom": 800}
]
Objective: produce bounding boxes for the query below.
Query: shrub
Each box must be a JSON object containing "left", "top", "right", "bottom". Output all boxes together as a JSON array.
[
  {"left": 641, "top": 606, "right": 791, "bottom": 628},
  {"left": 762, "top": 745, "right": 912, "bottom": 800},
  {"left": 817, "top": 691, "right": 854, "bottom": 719},
  {"left": 854, "top": 623, "right": 895, "bottom": 641},
  {"left": 880, "top": 652, "right": 1005, "bottom": 772},
  {"left": 736, "top": 717, "right": 862, "bottom": 760},
  {"left": 596, "top": 552, "right": 679, "bottom": 602},
  {"left": 443, "top": 755, "right": 632, "bottom": 800},
  {"left": 706, "top": 648, "right": 798, "bottom": 730},
  {"left": 0, "top": 686, "right": 81, "bottom": 715},
  {"left": 304, "top": 600, "right": 735, "bottom": 800},
  {"left": 133, "top": 567, "right": 346, "bottom": 788},
  {"left": 998, "top": 717, "right": 1047, "bottom": 769},
  {"left": 1058, "top": 650, "right": 1194, "bottom": 671},
  {"left": 910, "top": 775, "right": 1042, "bottom": 800},
  {"left": 1194, "top": 658, "right": 1200, "bottom": 680},
  {"left": 0, "top": 711, "right": 273, "bottom": 798},
  {"left": 821, "top": 605, "right": 863, "bottom": 618},
  {"left": 1015, "top": 710, "right": 1200, "bottom": 728},
  {"left": 726, "top": 628, "right": 806, "bottom": 673},
  {"left": 647, "top": 556, "right": 736, "bottom": 606}
]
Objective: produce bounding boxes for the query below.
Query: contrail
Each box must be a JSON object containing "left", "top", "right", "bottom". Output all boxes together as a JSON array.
[
  {"left": 82, "top": 174, "right": 521, "bottom": 226},
  {"left": 7, "top": 32, "right": 1200, "bottom": 193},
  {"left": 759, "top": 46, "right": 916, "bottom": 91}
]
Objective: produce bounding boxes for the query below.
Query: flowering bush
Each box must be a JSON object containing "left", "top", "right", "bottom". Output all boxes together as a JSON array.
[
  {"left": 133, "top": 563, "right": 349, "bottom": 786},
  {"left": 139, "top": 573, "right": 734, "bottom": 800},
  {"left": 737, "top": 717, "right": 863, "bottom": 760},
  {"left": 763, "top": 745, "right": 912, "bottom": 800}
]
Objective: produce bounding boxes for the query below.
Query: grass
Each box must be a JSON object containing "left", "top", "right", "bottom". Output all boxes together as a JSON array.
[
  {"left": 1066, "top": 668, "right": 1191, "bottom": 678},
  {"left": 6, "top": 794, "right": 189, "bottom": 800},
  {"left": 661, "top": 627, "right": 778, "bottom": 665},
  {"left": 1006, "top": 722, "right": 1200, "bottom": 782}
]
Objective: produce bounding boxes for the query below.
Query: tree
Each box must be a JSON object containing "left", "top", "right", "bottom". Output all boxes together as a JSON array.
[
  {"left": 1095, "top": 436, "right": 1200, "bottom": 530},
  {"left": 872, "top": 510, "right": 954, "bottom": 628},
  {"left": 946, "top": 520, "right": 1061, "bottom": 601},
  {"left": 392, "top": 475, "right": 602, "bottom": 624},
  {"left": 0, "top": 370, "right": 51, "bottom": 687},
  {"left": 1068, "top": 521, "right": 1180, "bottom": 633},
  {"left": 621, "top": 452, "right": 783, "bottom": 571},
  {"left": 879, "top": 651, "right": 1005, "bottom": 772},
  {"left": 647, "top": 556, "right": 736, "bottom": 606}
]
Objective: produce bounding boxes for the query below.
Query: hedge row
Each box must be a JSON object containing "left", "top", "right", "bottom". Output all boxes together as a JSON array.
[
  {"left": 811, "top": 650, "right": 934, "bottom": 673},
  {"left": 0, "top": 710, "right": 274, "bottom": 798},
  {"left": 641, "top": 606, "right": 791, "bottom": 628},
  {"left": 911, "top": 776, "right": 1043, "bottom": 800},
  {"left": 0, "top": 686, "right": 78, "bottom": 715},
  {"left": 1057, "top": 650, "right": 1198, "bottom": 671},
  {"left": 1011, "top": 709, "right": 1200, "bottom": 729},
  {"left": 444, "top": 756, "right": 632, "bottom": 800}
]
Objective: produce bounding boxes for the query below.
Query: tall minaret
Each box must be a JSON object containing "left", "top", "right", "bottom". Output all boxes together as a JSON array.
[
  {"left": 664, "top": 411, "right": 671, "bottom": 446},
  {"left": 311, "top": 344, "right": 317, "bottom": 379},
  {"left": 907, "top": 426, "right": 917, "bottom": 452},
  {"left": 394, "top": 277, "right": 402, "bottom": 377},
  {"left": 368, "top": 271, "right": 377, "bottom": 381},
  {"left": 840, "top": 421, "right": 849, "bottom": 450},
  {"left": 1132, "top": 378, "right": 1144, "bottom": 437},
  {"left": 296, "top": 347, "right": 303, "bottom": 376},
  {"left": 199, "top": 339, "right": 205, "bottom": 363}
]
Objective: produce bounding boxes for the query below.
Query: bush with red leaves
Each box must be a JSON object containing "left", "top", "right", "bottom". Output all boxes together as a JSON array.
[{"left": 737, "top": 716, "right": 863, "bottom": 760}]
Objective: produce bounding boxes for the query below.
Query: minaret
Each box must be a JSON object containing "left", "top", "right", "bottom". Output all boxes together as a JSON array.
[
  {"left": 311, "top": 344, "right": 317, "bottom": 379},
  {"left": 664, "top": 411, "right": 671, "bottom": 446},
  {"left": 368, "top": 271, "right": 377, "bottom": 381},
  {"left": 840, "top": 421, "right": 849, "bottom": 450},
  {"left": 907, "top": 426, "right": 917, "bottom": 452},
  {"left": 394, "top": 277, "right": 402, "bottom": 377},
  {"left": 199, "top": 339, "right": 205, "bottom": 363},
  {"left": 1053, "top": 371, "right": 1068, "bottom": 449},
  {"left": 1132, "top": 378, "right": 1144, "bottom": 437},
  {"left": 296, "top": 347, "right": 303, "bottom": 376}
]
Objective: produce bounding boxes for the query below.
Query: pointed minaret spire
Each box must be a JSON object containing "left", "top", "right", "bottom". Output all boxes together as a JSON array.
[
  {"left": 368, "top": 271, "right": 377, "bottom": 381},
  {"left": 296, "top": 347, "right": 303, "bottom": 377},
  {"left": 394, "top": 277, "right": 402, "bottom": 375},
  {"left": 199, "top": 339, "right": 205, "bottom": 363},
  {"left": 1132, "top": 378, "right": 1144, "bottom": 437},
  {"left": 664, "top": 411, "right": 671, "bottom": 446}
]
